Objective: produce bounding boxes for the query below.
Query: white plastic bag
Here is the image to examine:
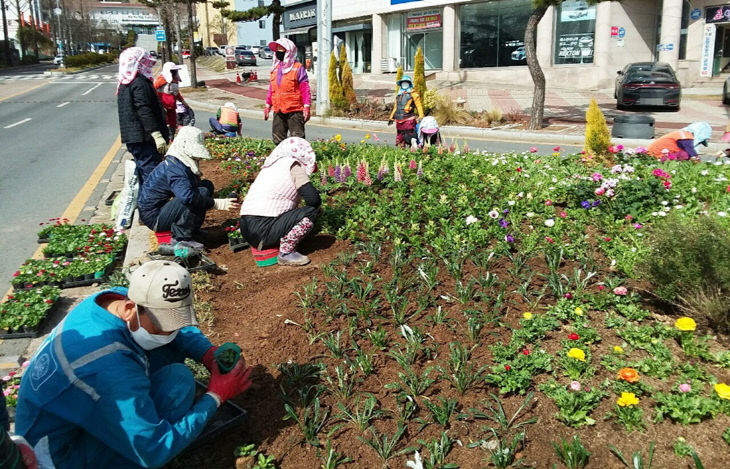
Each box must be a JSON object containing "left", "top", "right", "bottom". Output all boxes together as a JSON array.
[{"left": 115, "top": 160, "right": 139, "bottom": 230}]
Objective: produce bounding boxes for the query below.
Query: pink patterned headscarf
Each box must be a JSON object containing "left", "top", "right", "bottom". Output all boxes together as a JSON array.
[
  {"left": 268, "top": 38, "right": 297, "bottom": 75},
  {"left": 263, "top": 137, "right": 316, "bottom": 176},
  {"left": 116, "top": 47, "right": 156, "bottom": 94}
]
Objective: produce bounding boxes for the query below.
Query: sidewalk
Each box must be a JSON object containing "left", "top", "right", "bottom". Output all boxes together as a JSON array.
[{"left": 192, "top": 63, "right": 730, "bottom": 143}]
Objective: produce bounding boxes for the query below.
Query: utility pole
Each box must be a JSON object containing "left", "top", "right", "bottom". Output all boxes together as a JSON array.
[
  {"left": 1, "top": 0, "right": 11, "bottom": 65},
  {"left": 14, "top": 0, "right": 24, "bottom": 61},
  {"left": 315, "top": 0, "right": 331, "bottom": 116}
]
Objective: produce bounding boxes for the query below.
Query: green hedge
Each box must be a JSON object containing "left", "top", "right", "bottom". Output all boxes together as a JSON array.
[{"left": 63, "top": 52, "right": 117, "bottom": 68}]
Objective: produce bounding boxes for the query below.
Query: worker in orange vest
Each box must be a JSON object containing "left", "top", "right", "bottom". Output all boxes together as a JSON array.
[
  {"left": 209, "top": 102, "right": 242, "bottom": 137},
  {"left": 647, "top": 122, "right": 712, "bottom": 160},
  {"left": 263, "top": 38, "right": 311, "bottom": 145}
]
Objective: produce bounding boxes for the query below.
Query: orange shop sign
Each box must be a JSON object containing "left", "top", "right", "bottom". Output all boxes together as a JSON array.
[{"left": 407, "top": 10, "right": 442, "bottom": 31}]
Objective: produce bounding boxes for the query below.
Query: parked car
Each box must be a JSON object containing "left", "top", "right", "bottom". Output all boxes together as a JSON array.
[
  {"left": 236, "top": 49, "right": 257, "bottom": 66},
  {"left": 149, "top": 51, "right": 158, "bottom": 58},
  {"left": 615, "top": 62, "right": 681, "bottom": 111},
  {"left": 510, "top": 46, "right": 526, "bottom": 61},
  {"left": 249, "top": 45, "right": 261, "bottom": 54},
  {"left": 182, "top": 49, "right": 190, "bottom": 59},
  {"left": 259, "top": 46, "right": 272, "bottom": 59},
  {"left": 723, "top": 75, "right": 730, "bottom": 105},
  {"left": 53, "top": 54, "right": 64, "bottom": 65},
  {"left": 205, "top": 46, "right": 220, "bottom": 56}
]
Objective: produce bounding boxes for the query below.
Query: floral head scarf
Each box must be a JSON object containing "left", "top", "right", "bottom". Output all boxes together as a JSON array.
[
  {"left": 263, "top": 137, "right": 316, "bottom": 176},
  {"left": 166, "top": 126, "right": 211, "bottom": 175},
  {"left": 268, "top": 38, "right": 298, "bottom": 84},
  {"left": 116, "top": 47, "right": 156, "bottom": 94}
]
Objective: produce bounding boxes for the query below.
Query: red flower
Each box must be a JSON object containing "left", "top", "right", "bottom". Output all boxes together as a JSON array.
[
  {"left": 545, "top": 236, "right": 554, "bottom": 243},
  {"left": 603, "top": 237, "right": 612, "bottom": 242},
  {"left": 553, "top": 146, "right": 561, "bottom": 152},
  {"left": 522, "top": 349, "right": 530, "bottom": 355},
  {"left": 504, "top": 365, "right": 511, "bottom": 371},
  {"left": 516, "top": 167, "right": 522, "bottom": 172},
  {"left": 12, "top": 271, "right": 19, "bottom": 277},
  {"left": 625, "top": 215, "right": 633, "bottom": 221},
  {"left": 597, "top": 285, "right": 605, "bottom": 291},
  {"left": 559, "top": 211, "right": 567, "bottom": 218},
  {"left": 564, "top": 292, "right": 573, "bottom": 299},
  {"left": 568, "top": 333, "right": 580, "bottom": 340}
]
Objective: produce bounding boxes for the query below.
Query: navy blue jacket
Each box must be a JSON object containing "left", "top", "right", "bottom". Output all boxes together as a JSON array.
[{"left": 137, "top": 156, "right": 214, "bottom": 228}]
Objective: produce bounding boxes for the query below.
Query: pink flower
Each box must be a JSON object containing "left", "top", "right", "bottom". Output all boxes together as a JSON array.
[
  {"left": 529, "top": 146, "right": 538, "bottom": 153},
  {"left": 2, "top": 375, "right": 10, "bottom": 382},
  {"left": 570, "top": 381, "right": 581, "bottom": 391},
  {"left": 2, "top": 389, "right": 11, "bottom": 397},
  {"left": 591, "top": 172, "right": 603, "bottom": 182},
  {"left": 553, "top": 146, "right": 561, "bottom": 152},
  {"left": 545, "top": 200, "right": 552, "bottom": 206},
  {"left": 564, "top": 292, "right": 573, "bottom": 300},
  {"left": 625, "top": 215, "right": 634, "bottom": 221},
  {"left": 594, "top": 187, "right": 605, "bottom": 196},
  {"left": 409, "top": 159, "right": 417, "bottom": 170},
  {"left": 679, "top": 383, "right": 692, "bottom": 393},
  {"left": 21, "top": 360, "right": 30, "bottom": 368},
  {"left": 559, "top": 211, "right": 567, "bottom": 218},
  {"left": 545, "top": 236, "right": 554, "bottom": 243},
  {"left": 613, "top": 286, "right": 628, "bottom": 296},
  {"left": 597, "top": 285, "right": 605, "bottom": 291},
  {"left": 633, "top": 223, "right": 642, "bottom": 230}
]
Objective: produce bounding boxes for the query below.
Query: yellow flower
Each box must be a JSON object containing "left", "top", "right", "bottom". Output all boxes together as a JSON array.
[
  {"left": 613, "top": 345, "right": 624, "bottom": 354},
  {"left": 617, "top": 392, "right": 639, "bottom": 407},
  {"left": 335, "top": 134, "right": 342, "bottom": 142},
  {"left": 365, "top": 133, "right": 370, "bottom": 139},
  {"left": 360, "top": 140, "right": 365, "bottom": 143},
  {"left": 523, "top": 312, "right": 533, "bottom": 320},
  {"left": 675, "top": 317, "right": 696, "bottom": 332},
  {"left": 574, "top": 307, "right": 583, "bottom": 316},
  {"left": 567, "top": 348, "right": 586, "bottom": 362},
  {"left": 714, "top": 383, "right": 730, "bottom": 400}
]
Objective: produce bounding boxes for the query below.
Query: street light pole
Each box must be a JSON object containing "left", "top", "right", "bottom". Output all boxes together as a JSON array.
[
  {"left": 315, "top": 0, "right": 331, "bottom": 116},
  {"left": 1, "top": 0, "right": 11, "bottom": 65}
]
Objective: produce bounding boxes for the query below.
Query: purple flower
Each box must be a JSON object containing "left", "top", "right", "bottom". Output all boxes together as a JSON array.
[
  {"left": 633, "top": 223, "right": 642, "bottom": 230},
  {"left": 503, "top": 209, "right": 510, "bottom": 215},
  {"left": 581, "top": 200, "right": 590, "bottom": 209},
  {"left": 499, "top": 218, "right": 509, "bottom": 228},
  {"left": 343, "top": 165, "right": 352, "bottom": 179},
  {"left": 334, "top": 165, "right": 342, "bottom": 182},
  {"left": 592, "top": 200, "right": 601, "bottom": 207},
  {"left": 505, "top": 233, "right": 515, "bottom": 243}
]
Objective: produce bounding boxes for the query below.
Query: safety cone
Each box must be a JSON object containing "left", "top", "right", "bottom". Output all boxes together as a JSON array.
[
  {"left": 252, "top": 71, "right": 258, "bottom": 81},
  {"left": 236, "top": 72, "right": 241, "bottom": 84}
]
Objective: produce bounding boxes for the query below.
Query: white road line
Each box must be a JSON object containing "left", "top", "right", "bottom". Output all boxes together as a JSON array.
[
  {"left": 4, "top": 118, "right": 31, "bottom": 129},
  {"left": 81, "top": 83, "right": 103, "bottom": 95},
  {"left": 88, "top": 75, "right": 99, "bottom": 79},
  {"left": 57, "top": 101, "right": 70, "bottom": 108}
]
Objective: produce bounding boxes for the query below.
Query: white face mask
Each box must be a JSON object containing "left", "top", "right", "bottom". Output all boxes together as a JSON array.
[
  {"left": 128, "top": 309, "right": 179, "bottom": 350},
  {"left": 401, "top": 83, "right": 409, "bottom": 90}
]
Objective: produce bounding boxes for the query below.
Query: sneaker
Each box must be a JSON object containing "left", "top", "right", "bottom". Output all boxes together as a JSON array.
[
  {"left": 277, "top": 251, "right": 310, "bottom": 266},
  {"left": 172, "top": 239, "right": 205, "bottom": 251}
]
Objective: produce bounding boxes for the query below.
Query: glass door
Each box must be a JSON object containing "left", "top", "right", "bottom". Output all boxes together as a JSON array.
[{"left": 406, "top": 33, "right": 425, "bottom": 70}]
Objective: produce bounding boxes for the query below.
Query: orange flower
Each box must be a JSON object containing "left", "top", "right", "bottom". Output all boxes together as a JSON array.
[{"left": 617, "top": 367, "right": 640, "bottom": 383}]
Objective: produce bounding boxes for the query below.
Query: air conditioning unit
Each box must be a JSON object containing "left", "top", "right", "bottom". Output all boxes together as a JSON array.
[{"left": 380, "top": 57, "right": 399, "bottom": 73}]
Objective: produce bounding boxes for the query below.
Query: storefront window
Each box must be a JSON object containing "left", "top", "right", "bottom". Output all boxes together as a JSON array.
[
  {"left": 460, "top": 0, "right": 532, "bottom": 68},
  {"left": 404, "top": 9, "right": 443, "bottom": 70},
  {"left": 554, "top": 0, "right": 596, "bottom": 64}
]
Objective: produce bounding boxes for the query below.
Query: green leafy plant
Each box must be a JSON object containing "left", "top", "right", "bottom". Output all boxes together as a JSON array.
[
  {"left": 723, "top": 427, "right": 730, "bottom": 445},
  {"left": 336, "top": 393, "right": 382, "bottom": 432},
  {"left": 608, "top": 442, "right": 655, "bottom": 469},
  {"left": 359, "top": 424, "right": 416, "bottom": 468},
  {"left": 283, "top": 397, "right": 329, "bottom": 447},
  {"left": 672, "top": 437, "right": 695, "bottom": 458},
  {"left": 320, "top": 439, "right": 352, "bottom": 469},
  {"left": 653, "top": 388, "right": 719, "bottom": 425},
  {"left": 423, "top": 397, "right": 458, "bottom": 429},
  {"left": 439, "top": 342, "right": 488, "bottom": 395},
  {"left": 553, "top": 435, "right": 590, "bottom": 469},
  {"left": 252, "top": 452, "right": 277, "bottom": 469},
  {"left": 416, "top": 431, "right": 459, "bottom": 469},
  {"left": 540, "top": 381, "right": 606, "bottom": 427},
  {"left": 463, "top": 392, "right": 537, "bottom": 441},
  {"left": 385, "top": 367, "right": 436, "bottom": 400}
]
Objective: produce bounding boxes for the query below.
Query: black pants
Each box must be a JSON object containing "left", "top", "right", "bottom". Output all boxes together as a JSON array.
[
  {"left": 126, "top": 141, "right": 163, "bottom": 187},
  {"left": 154, "top": 180, "right": 214, "bottom": 241},
  {"left": 272, "top": 111, "right": 305, "bottom": 145},
  {"left": 240, "top": 206, "right": 317, "bottom": 250}
]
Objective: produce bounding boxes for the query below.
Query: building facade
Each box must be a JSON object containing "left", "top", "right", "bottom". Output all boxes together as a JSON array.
[
  {"left": 89, "top": 2, "right": 160, "bottom": 35},
  {"left": 197, "top": 0, "right": 276, "bottom": 48},
  {"left": 282, "top": 0, "right": 730, "bottom": 89}
]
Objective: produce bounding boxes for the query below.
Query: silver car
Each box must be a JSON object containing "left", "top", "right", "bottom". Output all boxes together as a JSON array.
[{"left": 259, "top": 46, "right": 272, "bottom": 59}]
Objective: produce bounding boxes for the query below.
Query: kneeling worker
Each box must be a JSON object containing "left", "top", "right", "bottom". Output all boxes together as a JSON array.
[
  {"left": 209, "top": 102, "right": 242, "bottom": 137},
  {"left": 15, "top": 260, "right": 252, "bottom": 468}
]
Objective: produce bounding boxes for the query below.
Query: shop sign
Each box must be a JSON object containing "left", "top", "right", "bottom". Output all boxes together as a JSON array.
[
  {"left": 700, "top": 24, "right": 716, "bottom": 77},
  {"left": 283, "top": 0, "right": 316, "bottom": 30},
  {"left": 406, "top": 9, "right": 441, "bottom": 31},
  {"left": 611, "top": 26, "right": 618, "bottom": 36},
  {"left": 557, "top": 33, "right": 594, "bottom": 60},
  {"left": 706, "top": 5, "right": 730, "bottom": 23},
  {"left": 560, "top": 0, "right": 596, "bottom": 22}
]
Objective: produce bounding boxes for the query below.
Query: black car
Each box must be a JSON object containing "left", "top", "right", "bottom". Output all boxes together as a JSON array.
[
  {"left": 615, "top": 62, "right": 681, "bottom": 111},
  {"left": 236, "top": 49, "right": 257, "bottom": 66}
]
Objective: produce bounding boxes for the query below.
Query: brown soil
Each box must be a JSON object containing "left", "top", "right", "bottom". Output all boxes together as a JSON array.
[{"left": 166, "top": 160, "right": 730, "bottom": 469}]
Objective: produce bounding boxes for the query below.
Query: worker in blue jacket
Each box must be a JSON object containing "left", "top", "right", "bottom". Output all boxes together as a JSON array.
[{"left": 15, "top": 260, "right": 252, "bottom": 469}]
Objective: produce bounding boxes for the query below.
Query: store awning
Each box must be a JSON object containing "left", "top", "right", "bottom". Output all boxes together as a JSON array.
[
  {"left": 282, "top": 26, "right": 314, "bottom": 36},
  {"left": 332, "top": 23, "right": 372, "bottom": 34}
]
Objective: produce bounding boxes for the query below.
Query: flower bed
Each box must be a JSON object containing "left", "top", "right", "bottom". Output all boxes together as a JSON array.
[
  {"left": 11, "top": 254, "right": 115, "bottom": 290},
  {"left": 37, "top": 220, "right": 127, "bottom": 258},
  {"left": 0, "top": 286, "right": 60, "bottom": 336},
  {"left": 179, "top": 138, "right": 730, "bottom": 468}
]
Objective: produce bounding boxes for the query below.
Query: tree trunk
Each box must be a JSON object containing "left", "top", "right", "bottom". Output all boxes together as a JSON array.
[
  {"left": 525, "top": 5, "right": 548, "bottom": 130},
  {"left": 186, "top": 0, "right": 197, "bottom": 87},
  {"left": 271, "top": 0, "right": 280, "bottom": 41},
  {"left": 15, "top": 0, "right": 25, "bottom": 60},
  {"left": 174, "top": 6, "right": 183, "bottom": 63},
  {"left": 161, "top": 5, "right": 173, "bottom": 64},
  {"left": 1, "top": 0, "right": 11, "bottom": 65}
]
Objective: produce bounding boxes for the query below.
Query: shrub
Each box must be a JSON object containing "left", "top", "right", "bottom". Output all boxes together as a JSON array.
[
  {"left": 394, "top": 65, "right": 403, "bottom": 94},
  {"left": 413, "top": 46, "right": 427, "bottom": 100},
  {"left": 328, "top": 50, "right": 342, "bottom": 108},
  {"left": 431, "top": 94, "right": 472, "bottom": 126},
  {"left": 64, "top": 52, "right": 116, "bottom": 68},
  {"left": 584, "top": 98, "right": 611, "bottom": 163},
  {"left": 422, "top": 89, "right": 440, "bottom": 113},
  {"left": 638, "top": 213, "right": 730, "bottom": 331},
  {"left": 340, "top": 46, "right": 357, "bottom": 106}
]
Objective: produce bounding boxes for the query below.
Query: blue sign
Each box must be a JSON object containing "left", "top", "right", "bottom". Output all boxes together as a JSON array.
[
  {"left": 618, "top": 27, "right": 625, "bottom": 38},
  {"left": 690, "top": 8, "right": 702, "bottom": 21},
  {"left": 391, "top": 0, "right": 423, "bottom": 4},
  {"left": 666, "top": 43, "right": 674, "bottom": 51},
  {"left": 155, "top": 29, "right": 166, "bottom": 42}
]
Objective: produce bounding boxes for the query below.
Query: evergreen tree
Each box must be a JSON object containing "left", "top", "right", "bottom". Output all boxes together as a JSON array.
[
  {"left": 413, "top": 46, "right": 427, "bottom": 98},
  {"left": 328, "top": 50, "right": 342, "bottom": 107},
  {"left": 584, "top": 98, "right": 611, "bottom": 161},
  {"left": 395, "top": 65, "right": 403, "bottom": 94},
  {"left": 340, "top": 47, "right": 357, "bottom": 106}
]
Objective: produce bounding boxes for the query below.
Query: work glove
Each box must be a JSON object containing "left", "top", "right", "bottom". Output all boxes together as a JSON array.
[
  {"left": 151, "top": 131, "right": 168, "bottom": 154},
  {"left": 213, "top": 198, "right": 240, "bottom": 211},
  {"left": 264, "top": 106, "right": 270, "bottom": 121},
  {"left": 303, "top": 107, "right": 311, "bottom": 123},
  {"left": 201, "top": 345, "right": 218, "bottom": 372},
  {"left": 11, "top": 435, "right": 38, "bottom": 469},
  {"left": 206, "top": 357, "right": 253, "bottom": 405}
]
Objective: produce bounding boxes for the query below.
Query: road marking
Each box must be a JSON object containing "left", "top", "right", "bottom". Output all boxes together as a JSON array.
[
  {"left": 81, "top": 83, "right": 103, "bottom": 95},
  {"left": 57, "top": 101, "right": 70, "bottom": 108},
  {"left": 0, "top": 81, "right": 49, "bottom": 102},
  {"left": 88, "top": 75, "right": 99, "bottom": 79},
  {"left": 3, "top": 118, "right": 31, "bottom": 129}
]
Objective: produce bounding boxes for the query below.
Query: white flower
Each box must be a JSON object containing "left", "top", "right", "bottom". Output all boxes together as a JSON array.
[
  {"left": 652, "top": 212, "right": 658, "bottom": 217},
  {"left": 718, "top": 211, "right": 728, "bottom": 217},
  {"left": 658, "top": 211, "right": 667, "bottom": 217},
  {"left": 552, "top": 177, "right": 558, "bottom": 183},
  {"left": 526, "top": 212, "right": 535, "bottom": 218},
  {"left": 488, "top": 209, "right": 499, "bottom": 219},
  {"left": 517, "top": 192, "right": 524, "bottom": 199},
  {"left": 631, "top": 247, "right": 637, "bottom": 252},
  {"left": 661, "top": 200, "right": 668, "bottom": 205},
  {"left": 508, "top": 200, "right": 516, "bottom": 206},
  {"left": 465, "top": 215, "right": 480, "bottom": 225},
  {"left": 701, "top": 170, "right": 709, "bottom": 176},
  {"left": 611, "top": 164, "right": 623, "bottom": 174},
  {"left": 406, "top": 451, "right": 424, "bottom": 469},
  {"left": 675, "top": 205, "right": 683, "bottom": 209},
  {"left": 692, "top": 187, "right": 697, "bottom": 193},
  {"left": 544, "top": 218, "right": 555, "bottom": 227},
  {"left": 611, "top": 259, "right": 617, "bottom": 266}
]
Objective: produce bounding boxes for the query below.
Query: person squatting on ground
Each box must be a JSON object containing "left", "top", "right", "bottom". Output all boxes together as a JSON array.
[
  {"left": 417, "top": 116, "right": 442, "bottom": 147},
  {"left": 647, "top": 121, "right": 712, "bottom": 161},
  {"left": 239, "top": 137, "right": 321, "bottom": 266},
  {"left": 264, "top": 38, "right": 311, "bottom": 145},
  {"left": 15, "top": 260, "right": 253, "bottom": 469},
  {"left": 209, "top": 102, "right": 243, "bottom": 137},
  {"left": 388, "top": 75, "right": 424, "bottom": 148},
  {"left": 137, "top": 127, "right": 240, "bottom": 251},
  {"left": 116, "top": 47, "right": 170, "bottom": 185},
  {"left": 154, "top": 62, "right": 193, "bottom": 138}
]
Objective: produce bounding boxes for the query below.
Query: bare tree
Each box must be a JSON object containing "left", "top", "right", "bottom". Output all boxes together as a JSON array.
[{"left": 223, "top": 0, "right": 282, "bottom": 41}]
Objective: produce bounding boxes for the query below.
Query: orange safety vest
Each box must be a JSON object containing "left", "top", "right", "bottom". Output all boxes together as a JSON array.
[
  {"left": 270, "top": 62, "right": 304, "bottom": 114},
  {"left": 219, "top": 107, "right": 239, "bottom": 127},
  {"left": 647, "top": 130, "right": 693, "bottom": 158}
]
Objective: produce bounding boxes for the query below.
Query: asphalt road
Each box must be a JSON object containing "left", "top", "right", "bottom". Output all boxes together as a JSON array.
[{"left": 0, "top": 63, "right": 121, "bottom": 294}]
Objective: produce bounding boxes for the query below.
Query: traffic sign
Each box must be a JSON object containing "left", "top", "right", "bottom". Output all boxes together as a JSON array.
[
  {"left": 690, "top": 8, "right": 701, "bottom": 21},
  {"left": 618, "top": 27, "right": 625, "bottom": 38},
  {"left": 155, "top": 29, "right": 166, "bottom": 42}
]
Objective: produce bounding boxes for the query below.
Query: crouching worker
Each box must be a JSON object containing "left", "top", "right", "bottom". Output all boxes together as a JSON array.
[
  {"left": 15, "top": 260, "right": 253, "bottom": 469},
  {"left": 388, "top": 75, "right": 424, "bottom": 148},
  {"left": 209, "top": 102, "right": 242, "bottom": 137},
  {"left": 647, "top": 121, "right": 712, "bottom": 160},
  {"left": 138, "top": 126, "right": 240, "bottom": 250},
  {"left": 240, "top": 137, "right": 320, "bottom": 266},
  {"left": 417, "top": 116, "right": 442, "bottom": 147}
]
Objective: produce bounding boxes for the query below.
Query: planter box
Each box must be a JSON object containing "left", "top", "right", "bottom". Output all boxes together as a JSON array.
[
  {"left": 0, "top": 299, "right": 59, "bottom": 339},
  {"left": 186, "top": 380, "right": 247, "bottom": 451}
]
